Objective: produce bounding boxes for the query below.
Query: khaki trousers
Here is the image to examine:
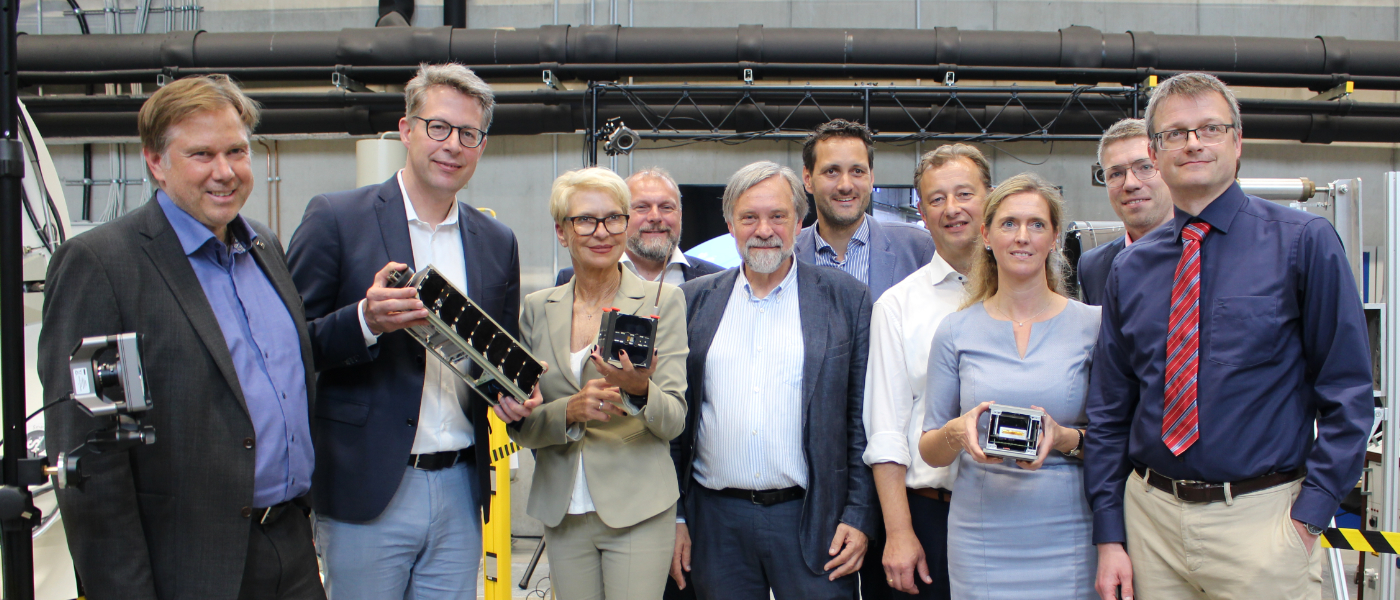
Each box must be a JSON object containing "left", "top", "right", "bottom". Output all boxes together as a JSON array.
[
  {"left": 1124, "top": 470, "right": 1322, "bottom": 600},
  {"left": 544, "top": 504, "right": 677, "bottom": 600}
]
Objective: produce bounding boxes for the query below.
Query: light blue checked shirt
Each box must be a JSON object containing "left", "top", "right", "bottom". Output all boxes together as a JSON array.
[
  {"left": 693, "top": 260, "right": 807, "bottom": 491},
  {"left": 813, "top": 217, "right": 871, "bottom": 286}
]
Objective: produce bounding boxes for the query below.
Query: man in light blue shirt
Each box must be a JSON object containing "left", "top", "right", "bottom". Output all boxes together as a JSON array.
[
  {"left": 157, "top": 191, "right": 313, "bottom": 509},
  {"left": 796, "top": 119, "right": 934, "bottom": 303},
  {"left": 41, "top": 74, "right": 322, "bottom": 600},
  {"left": 673, "top": 161, "right": 876, "bottom": 600}
]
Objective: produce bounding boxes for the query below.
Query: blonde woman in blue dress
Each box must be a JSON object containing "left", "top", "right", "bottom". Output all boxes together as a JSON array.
[{"left": 917, "top": 172, "right": 1101, "bottom": 599}]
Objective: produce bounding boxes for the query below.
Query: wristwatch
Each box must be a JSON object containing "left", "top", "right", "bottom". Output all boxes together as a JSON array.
[
  {"left": 1063, "top": 429, "right": 1085, "bottom": 458},
  {"left": 1305, "top": 523, "right": 1326, "bottom": 536},
  {"left": 623, "top": 389, "right": 648, "bottom": 410}
]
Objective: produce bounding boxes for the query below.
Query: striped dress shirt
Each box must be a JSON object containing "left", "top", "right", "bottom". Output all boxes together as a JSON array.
[
  {"left": 813, "top": 217, "right": 871, "bottom": 285},
  {"left": 694, "top": 260, "right": 807, "bottom": 491}
]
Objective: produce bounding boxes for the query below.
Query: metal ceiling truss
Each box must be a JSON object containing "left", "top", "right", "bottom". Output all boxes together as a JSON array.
[{"left": 582, "top": 82, "right": 1143, "bottom": 164}]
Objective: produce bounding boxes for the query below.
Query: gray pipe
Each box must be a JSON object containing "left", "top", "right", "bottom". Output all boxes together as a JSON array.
[
  {"left": 1240, "top": 178, "right": 1317, "bottom": 202},
  {"left": 16, "top": 25, "right": 1400, "bottom": 84}
]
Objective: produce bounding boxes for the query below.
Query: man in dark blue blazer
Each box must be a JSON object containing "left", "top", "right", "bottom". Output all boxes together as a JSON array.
[
  {"left": 1076, "top": 118, "right": 1174, "bottom": 305},
  {"left": 795, "top": 118, "right": 933, "bottom": 600},
  {"left": 287, "top": 65, "right": 519, "bottom": 600},
  {"left": 795, "top": 120, "right": 934, "bottom": 305},
  {"left": 555, "top": 167, "right": 724, "bottom": 287},
  {"left": 671, "top": 161, "right": 875, "bottom": 600}
]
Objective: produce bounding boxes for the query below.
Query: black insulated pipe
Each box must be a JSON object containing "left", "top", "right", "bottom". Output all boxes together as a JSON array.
[
  {"left": 379, "top": 0, "right": 414, "bottom": 24},
  {"left": 443, "top": 0, "right": 464, "bottom": 28},
  {"left": 17, "top": 25, "right": 1400, "bottom": 87}
]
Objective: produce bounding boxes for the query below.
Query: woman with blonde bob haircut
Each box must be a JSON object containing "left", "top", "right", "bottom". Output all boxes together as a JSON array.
[
  {"left": 495, "top": 167, "right": 689, "bottom": 600},
  {"left": 916, "top": 172, "right": 1103, "bottom": 599}
]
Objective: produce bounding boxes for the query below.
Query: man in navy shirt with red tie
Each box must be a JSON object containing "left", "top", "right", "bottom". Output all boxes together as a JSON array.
[{"left": 1086, "top": 72, "right": 1373, "bottom": 600}]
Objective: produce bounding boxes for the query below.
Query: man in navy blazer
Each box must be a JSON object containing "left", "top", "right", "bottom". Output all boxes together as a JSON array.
[
  {"left": 1076, "top": 118, "right": 1173, "bottom": 305},
  {"left": 555, "top": 167, "right": 723, "bottom": 286},
  {"left": 287, "top": 64, "right": 519, "bottom": 600},
  {"left": 671, "top": 161, "right": 875, "bottom": 600},
  {"left": 795, "top": 120, "right": 934, "bottom": 304}
]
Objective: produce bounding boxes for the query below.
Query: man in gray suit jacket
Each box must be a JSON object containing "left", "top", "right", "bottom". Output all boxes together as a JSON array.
[
  {"left": 796, "top": 120, "right": 934, "bottom": 303},
  {"left": 40, "top": 76, "right": 323, "bottom": 600},
  {"left": 671, "top": 161, "right": 875, "bottom": 600}
]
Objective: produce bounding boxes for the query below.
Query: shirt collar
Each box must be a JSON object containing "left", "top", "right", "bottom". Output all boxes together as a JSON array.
[
  {"left": 1170, "top": 181, "right": 1244, "bottom": 241},
  {"left": 397, "top": 170, "right": 460, "bottom": 227},
  {"left": 814, "top": 216, "right": 871, "bottom": 254},
  {"left": 737, "top": 257, "right": 799, "bottom": 301},
  {"left": 621, "top": 246, "right": 691, "bottom": 269},
  {"left": 156, "top": 190, "right": 256, "bottom": 256},
  {"left": 925, "top": 251, "right": 966, "bottom": 287}
]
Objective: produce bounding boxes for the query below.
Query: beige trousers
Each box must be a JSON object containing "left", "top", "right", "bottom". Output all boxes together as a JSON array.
[
  {"left": 1124, "top": 470, "right": 1322, "bottom": 600},
  {"left": 544, "top": 504, "right": 677, "bottom": 600}
]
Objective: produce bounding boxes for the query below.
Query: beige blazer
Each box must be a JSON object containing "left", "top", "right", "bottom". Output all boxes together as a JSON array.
[{"left": 511, "top": 266, "right": 688, "bottom": 528}]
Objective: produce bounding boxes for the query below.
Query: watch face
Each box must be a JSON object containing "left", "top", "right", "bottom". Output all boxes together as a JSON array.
[{"left": 1306, "top": 524, "right": 1326, "bottom": 536}]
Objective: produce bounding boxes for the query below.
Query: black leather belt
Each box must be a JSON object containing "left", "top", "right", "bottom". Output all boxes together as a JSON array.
[
  {"left": 1134, "top": 466, "right": 1305, "bottom": 504},
  {"left": 250, "top": 501, "right": 294, "bottom": 526},
  {"left": 408, "top": 447, "right": 473, "bottom": 471},
  {"left": 716, "top": 486, "right": 805, "bottom": 506},
  {"left": 910, "top": 487, "right": 953, "bottom": 503}
]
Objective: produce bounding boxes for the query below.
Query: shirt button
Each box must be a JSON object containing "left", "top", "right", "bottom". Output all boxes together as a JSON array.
[
  {"left": 241, "top": 506, "right": 252, "bottom": 518},
  {"left": 243, "top": 437, "right": 254, "bottom": 450}
]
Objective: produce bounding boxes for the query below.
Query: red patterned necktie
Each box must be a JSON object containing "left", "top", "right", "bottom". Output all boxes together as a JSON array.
[{"left": 1163, "top": 221, "right": 1212, "bottom": 456}]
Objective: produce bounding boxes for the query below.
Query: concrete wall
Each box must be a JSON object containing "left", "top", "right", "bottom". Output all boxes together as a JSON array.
[{"left": 27, "top": 0, "right": 1400, "bottom": 535}]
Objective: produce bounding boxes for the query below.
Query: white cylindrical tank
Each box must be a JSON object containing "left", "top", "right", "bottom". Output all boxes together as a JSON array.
[{"left": 356, "top": 133, "right": 406, "bottom": 188}]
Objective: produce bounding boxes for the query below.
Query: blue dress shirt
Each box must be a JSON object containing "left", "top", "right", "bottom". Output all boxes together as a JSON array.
[
  {"left": 814, "top": 217, "right": 871, "bottom": 286},
  {"left": 1085, "top": 182, "right": 1373, "bottom": 543},
  {"left": 158, "top": 192, "right": 313, "bottom": 508}
]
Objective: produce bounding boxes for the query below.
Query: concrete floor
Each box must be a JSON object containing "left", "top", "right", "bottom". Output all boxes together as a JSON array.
[
  {"left": 492, "top": 536, "right": 1370, "bottom": 600},
  {"left": 479, "top": 536, "right": 554, "bottom": 600}
]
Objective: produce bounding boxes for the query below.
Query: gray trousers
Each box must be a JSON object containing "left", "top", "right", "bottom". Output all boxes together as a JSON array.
[
  {"left": 545, "top": 504, "right": 677, "bottom": 600},
  {"left": 685, "top": 484, "right": 856, "bottom": 600}
]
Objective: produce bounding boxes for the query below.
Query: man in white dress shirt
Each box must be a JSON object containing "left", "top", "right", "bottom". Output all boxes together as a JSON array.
[
  {"left": 672, "top": 161, "right": 876, "bottom": 600},
  {"left": 863, "top": 144, "right": 992, "bottom": 599},
  {"left": 287, "top": 63, "right": 521, "bottom": 600}
]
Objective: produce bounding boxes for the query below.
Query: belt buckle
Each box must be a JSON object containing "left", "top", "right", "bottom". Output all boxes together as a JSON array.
[
  {"left": 1171, "top": 478, "right": 1209, "bottom": 501},
  {"left": 750, "top": 491, "right": 763, "bottom": 505},
  {"left": 411, "top": 454, "right": 424, "bottom": 470},
  {"left": 259, "top": 506, "right": 274, "bottom": 525}
]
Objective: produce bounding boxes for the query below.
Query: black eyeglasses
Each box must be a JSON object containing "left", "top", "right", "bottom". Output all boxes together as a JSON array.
[
  {"left": 566, "top": 214, "right": 629, "bottom": 236},
  {"left": 1152, "top": 124, "right": 1236, "bottom": 151},
  {"left": 1103, "top": 159, "right": 1159, "bottom": 188},
  {"left": 412, "top": 116, "right": 487, "bottom": 148}
]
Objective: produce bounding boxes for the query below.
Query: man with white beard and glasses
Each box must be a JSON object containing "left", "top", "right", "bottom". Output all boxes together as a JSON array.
[
  {"left": 670, "top": 161, "right": 876, "bottom": 600},
  {"left": 556, "top": 167, "right": 724, "bottom": 286}
]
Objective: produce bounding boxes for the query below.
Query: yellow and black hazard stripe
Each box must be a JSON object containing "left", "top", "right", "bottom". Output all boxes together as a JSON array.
[
  {"left": 1321, "top": 528, "right": 1400, "bottom": 554},
  {"left": 490, "top": 440, "right": 521, "bottom": 463}
]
